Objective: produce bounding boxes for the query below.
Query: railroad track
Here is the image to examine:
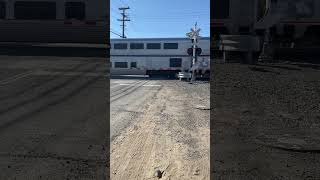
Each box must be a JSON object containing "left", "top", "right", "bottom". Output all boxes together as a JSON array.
[
  {"left": 0, "top": 61, "right": 106, "bottom": 130},
  {"left": 110, "top": 80, "right": 149, "bottom": 103}
]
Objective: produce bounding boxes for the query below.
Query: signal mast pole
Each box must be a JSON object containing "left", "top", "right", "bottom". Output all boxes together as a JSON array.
[{"left": 187, "top": 22, "right": 201, "bottom": 82}]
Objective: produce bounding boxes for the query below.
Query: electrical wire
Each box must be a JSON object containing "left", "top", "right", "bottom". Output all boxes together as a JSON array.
[{"left": 110, "top": 29, "right": 123, "bottom": 38}]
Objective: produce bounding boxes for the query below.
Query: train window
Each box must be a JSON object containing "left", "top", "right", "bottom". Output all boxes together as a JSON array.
[
  {"left": 115, "top": 62, "right": 128, "bottom": 68},
  {"left": 147, "top": 43, "right": 161, "bottom": 49},
  {"left": 130, "top": 43, "right": 144, "bottom": 49},
  {"left": 114, "top": 43, "right": 127, "bottom": 49},
  {"left": 164, "top": 43, "right": 178, "bottom": 49},
  {"left": 14, "top": 1, "right": 56, "bottom": 20},
  {"left": 169, "top": 58, "right": 182, "bottom": 67},
  {"left": 0, "top": 1, "right": 5, "bottom": 19},
  {"left": 65, "top": 2, "right": 85, "bottom": 20},
  {"left": 130, "top": 62, "right": 137, "bottom": 68}
]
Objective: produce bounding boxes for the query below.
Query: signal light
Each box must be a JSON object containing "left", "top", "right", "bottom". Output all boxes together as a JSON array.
[
  {"left": 187, "top": 48, "right": 202, "bottom": 56},
  {"left": 187, "top": 48, "right": 193, "bottom": 56}
]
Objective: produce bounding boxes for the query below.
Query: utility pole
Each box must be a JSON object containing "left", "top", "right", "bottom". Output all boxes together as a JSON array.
[
  {"left": 118, "top": 7, "right": 130, "bottom": 38},
  {"left": 186, "top": 22, "right": 201, "bottom": 82}
]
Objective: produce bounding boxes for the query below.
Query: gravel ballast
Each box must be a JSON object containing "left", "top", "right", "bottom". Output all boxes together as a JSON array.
[{"left": 211, "top": 62, "right": 320, "bottom": 179}]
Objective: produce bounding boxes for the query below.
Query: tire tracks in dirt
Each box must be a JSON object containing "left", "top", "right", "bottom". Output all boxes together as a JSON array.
[
  {"left": 0, "top": 62, "right": 89, "bottom": 101},
  {"left": 0, "top": 62, "right": 105, "bottom": 130},
  {"left": 0, "top": 62, "right": 99, "bottom": 114}
]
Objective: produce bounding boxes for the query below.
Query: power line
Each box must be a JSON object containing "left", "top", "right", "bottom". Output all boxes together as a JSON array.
[
  {"left": 110, "top": 29, "right": 123, "bottom": 38},
  {"left": 129, "top": 11, "right": 209, "bottom": 16},
  {"left": 129, "top": 14, "right": 209, "bottom": 20}
]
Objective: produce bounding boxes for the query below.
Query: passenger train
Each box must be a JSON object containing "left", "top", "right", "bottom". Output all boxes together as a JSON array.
[
  {"left": 110, "top": 37, "right": 210, "bottom": 77},
  {"left": 212, "top": 0, "right": 320, "bottom": 47},
  {"left": 0, "top": 0, "right": 107, "bottom": 43}
]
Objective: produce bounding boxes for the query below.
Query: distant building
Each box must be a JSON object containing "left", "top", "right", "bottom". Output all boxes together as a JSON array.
[{"left": 0, "top": 0, "right": 107, "bottom": 43}]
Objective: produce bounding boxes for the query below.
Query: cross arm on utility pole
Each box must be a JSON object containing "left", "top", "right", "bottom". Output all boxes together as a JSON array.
[{"left": 119, "top": 7, "right": 130, "bottom": 10}]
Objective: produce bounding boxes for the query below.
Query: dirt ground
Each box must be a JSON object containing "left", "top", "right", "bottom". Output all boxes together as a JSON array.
[
  {"left": 211, "top": 62, "right": 320, "bottom": 180},
  {"left": 111, "top": 80, "right": 210, "bottom": 180}
]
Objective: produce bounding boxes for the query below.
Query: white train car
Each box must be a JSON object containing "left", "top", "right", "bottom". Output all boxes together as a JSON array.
[
  {"left": 0, "top": 0, "right": 107, "bottom": 43},
  {"left": 110, "top": 37, "right": 210, "bottom": 77}
]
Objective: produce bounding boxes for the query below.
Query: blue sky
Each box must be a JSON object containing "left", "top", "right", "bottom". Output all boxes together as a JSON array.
[{"left": 110, "top": 0, "right": 210, "bottom": 39}]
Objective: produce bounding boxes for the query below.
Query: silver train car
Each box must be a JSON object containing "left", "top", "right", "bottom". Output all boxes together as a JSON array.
[
  {"left": 0, "top": 0, "right": 107, "bottom": 43},
  {"left": 212, "top": 0, "right": 320, "bottom": 45},
  {"left": 110, "top": 37, "right": 210, "bottom": 77}
]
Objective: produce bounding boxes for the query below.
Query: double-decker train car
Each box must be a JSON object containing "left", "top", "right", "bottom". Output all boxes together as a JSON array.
[
  {"left": 110, "top": 37, "right": 210, "bottom": 77},
  {"left": 0, "top": 0, "right": 107, "bottom": 43},
  {"left": 212, "top": 0, "right": 320, "bottom": 40}
]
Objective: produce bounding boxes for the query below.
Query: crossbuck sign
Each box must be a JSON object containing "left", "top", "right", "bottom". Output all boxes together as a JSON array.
[{"left": 186, "top": 23, "right": 201, "bottom": 42}]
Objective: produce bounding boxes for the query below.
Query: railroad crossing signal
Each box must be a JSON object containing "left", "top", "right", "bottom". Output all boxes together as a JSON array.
[
  {"left": 186, "top": 22, "right": 201, "bottom": 82},
  {"left": 196, "top": 48, "right": 202, "bottom": 55},
  {"left": 186, "top": 29, "right": 201, "bottom": 43},
  {"left": 187, "top": 48, "right": 192, "bottom": 56},
  {"left": 186, "top": 23, "right": 201, "bottom": 43},
  {"left": 187, "top": 47, "right": 202, "bottom": 56}
]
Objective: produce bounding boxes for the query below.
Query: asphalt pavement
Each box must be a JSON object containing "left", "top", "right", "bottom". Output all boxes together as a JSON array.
[{"left": 0, "top": 53, "right": 109, "bottom": 179}]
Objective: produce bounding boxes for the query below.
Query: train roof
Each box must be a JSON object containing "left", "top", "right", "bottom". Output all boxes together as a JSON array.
[{"left": 110, "top": 37, "right": 210, "bottom": 41}]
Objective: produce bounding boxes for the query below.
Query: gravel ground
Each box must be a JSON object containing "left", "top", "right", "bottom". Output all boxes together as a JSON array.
[
  {"left": 111, "top": 79, "right": 210, "bottom": 180},
  {"left": 211, "top": 62, "right": 320, "bottom": 179}
]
